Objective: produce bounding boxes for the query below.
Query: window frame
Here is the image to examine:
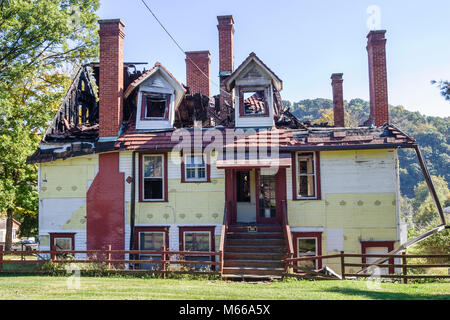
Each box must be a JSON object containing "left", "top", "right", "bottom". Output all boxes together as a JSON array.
[
  {"left": 361, "top": 241, "right": 395, "bottom": 274},
  {"left": 292, "top": 232, "right": 322, "bottom": 271},
  {"left": 140, "top": 91, "right": 171, "bottom": 121},
  {"left": 134, "top": 226, "right": 170, "bottom": 270},
  {"left": 238, "top": 86, "right": 270, "bottom": 117},
  {"left": 179, "top": 226, "right": 215, "bottom": 270},
  {"left": 180, "top": 151, "right": 211, "bottom": 183},
  {"left": 291, "top": 151, "right": 321, "bottom": 200},
  {"left": 139, "top": 152, "right": 168, "bottom": 202},
  {"left": 50, "top": 233, "right": 75, "bottom": 252}
]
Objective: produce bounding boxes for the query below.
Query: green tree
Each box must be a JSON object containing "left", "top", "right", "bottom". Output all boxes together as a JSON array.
[
  {"left": 0, "top": 0, "right": 99, "bottom": 250},
  {"left": 431, "top": 80, "right": 450, "bottom": 101}
]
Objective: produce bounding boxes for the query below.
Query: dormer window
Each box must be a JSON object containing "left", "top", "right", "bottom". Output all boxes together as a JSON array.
[
  {"left": 124, "top": 63, "right": 186, "bottom": 131},
  {"left": 240, "top": 88, "right": 269, "bottom": 117},
  {"left": 225, "top": 53, "right": 283, "bottom": 128},
  {"left": 141, "top": 93, "right": 170, "bottom": 120}
]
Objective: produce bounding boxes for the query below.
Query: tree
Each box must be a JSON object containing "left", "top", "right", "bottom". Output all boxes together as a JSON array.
[
  {"left": 0, "top": 0, "right": 99, "bottom": 250},
  {"left": 431, "top": 80, "right": 450, "bottom": 101}
]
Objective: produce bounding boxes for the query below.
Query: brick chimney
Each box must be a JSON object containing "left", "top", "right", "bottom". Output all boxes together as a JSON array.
[
  {"left": 331, "top": 73, "right": 345, "bottom": 127},
  {"left": 185, "top": 51, "right": 211, "bottom": 96},
  {"left": 217, "top": 15, "right": 234, "bottom": 124},
  {"left": 98, "top": 19, "right": 125, "bottom": 139},
  {"left": 367, "top": 30, "right": 389, "bottom": 126}
]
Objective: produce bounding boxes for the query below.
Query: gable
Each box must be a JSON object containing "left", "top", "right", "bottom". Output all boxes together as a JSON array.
[{"left": 225, "top": 53, "right": 282, "bottom": 91}]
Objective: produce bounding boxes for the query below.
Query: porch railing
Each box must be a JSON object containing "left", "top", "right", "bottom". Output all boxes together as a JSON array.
[
  {"left": 219, "top": 200, "right": 230, "bottom": 275},
  {"left": 281, "top": 200, "right": 294, "bottom": 273}
]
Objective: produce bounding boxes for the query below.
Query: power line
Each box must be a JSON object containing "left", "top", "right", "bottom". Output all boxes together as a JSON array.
[{"left": 140, "top": 0, "right": 232, "bottom": 97}]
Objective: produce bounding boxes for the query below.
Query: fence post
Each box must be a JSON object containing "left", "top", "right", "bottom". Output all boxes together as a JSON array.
[
  {"left": 219, "top": 251, "right": 223, "bottom": 274},
  {"left": 0, "top": 244, "right": 3, "bottom": 271},
  {"left": 340, "top": 251, "right": 345, "bottom": 280},
  {"left": 162, "top": 246, "right": 166, "bottom": 278},
  {"left": 402, "top": 251, "right": 407, "bottom": 284},
  {"left": 107, "top": 245, "right": 112, "bottom": 270}
]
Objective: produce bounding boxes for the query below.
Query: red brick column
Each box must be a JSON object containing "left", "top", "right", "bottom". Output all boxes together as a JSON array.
[
  {"left": 98, "top": 19, "right": 125, "bottom": 138},
  {"left": 367, "top": 30, "right": 389, "bottom": 126},
  {"left": 331, "top": 73, "right": 345, "bottom": 127},
  {"left": 186, "top": 51, "right": 211, "bottom": 96}
]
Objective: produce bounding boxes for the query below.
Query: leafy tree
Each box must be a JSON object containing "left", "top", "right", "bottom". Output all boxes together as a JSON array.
[
  {"left": 431, "top": 80, "right": 450, "bottom": 101},
  {"left": 0, "top": 0, "right": 99, "bottom": 250}
]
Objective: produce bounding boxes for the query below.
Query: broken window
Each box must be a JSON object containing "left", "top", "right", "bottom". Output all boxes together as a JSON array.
[
  {"left": 297, "top": 237, "right": 318, "bottom": 270},
  {"left": 184, "top": 154, "right": 207, "bottom": 182},
  {"left": 242, "top": 90, "right": 267, "bottom": 115},
  {"left": 297, "top": 152, "right": 316, "bottom": 198},
  {"left": 143, "top": 155, "right": 164, "bottom": 201},
  {"left": 142, "top": 93, "right": 170, "bottom": 119}
]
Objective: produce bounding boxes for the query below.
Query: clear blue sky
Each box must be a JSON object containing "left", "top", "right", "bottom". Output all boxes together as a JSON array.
[{"left": 98, "top": 0, "right": 450, "bottom": 117}]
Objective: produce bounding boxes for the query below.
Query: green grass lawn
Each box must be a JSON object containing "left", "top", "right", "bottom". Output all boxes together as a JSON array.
[{"left": 0, "top": 275, "right": 448, "bottom": 300}]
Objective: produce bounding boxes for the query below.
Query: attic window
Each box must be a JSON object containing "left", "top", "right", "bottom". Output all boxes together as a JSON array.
[
  {"left": 141, "top": 93, "right": 170, "bottom": 120},
  {"left": 239, "top": 89, "right": 269, "bottom": 117}
]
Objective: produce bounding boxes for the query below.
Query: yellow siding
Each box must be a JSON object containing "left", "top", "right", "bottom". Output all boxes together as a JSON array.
[
  {"left": 40, "top": 156, "right": 98, "bottom": 199},
  {"left": 135, "top": 178, "right": 225, "bottom": 224}
]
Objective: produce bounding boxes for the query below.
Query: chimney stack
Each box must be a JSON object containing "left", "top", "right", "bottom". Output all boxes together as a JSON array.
[
  {"left": 331, "top": 73, "right": 345, "bottom": 127},
  {"left": 185, "top": 51, "right": 211, "bottom": 96},
  {"left": 367, "top": 30, "right": 389, "bottom": 126},
  {"left": 217, "top": 15, "right": 234, "bottom": 78},
  {"left": 217, "top": 15, "right": 234, "bottom": 123},
  {"left": 98, "top": 19, "right": 125, "bottom": 139}
]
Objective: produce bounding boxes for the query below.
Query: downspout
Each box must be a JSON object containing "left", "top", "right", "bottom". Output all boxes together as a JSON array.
[{"left": 129, "top": 151, "right": 137, "bottom": 253}]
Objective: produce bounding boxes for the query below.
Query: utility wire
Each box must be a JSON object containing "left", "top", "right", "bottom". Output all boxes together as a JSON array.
[{"left": 140, "top": 0, "right": 232, "bottom": 98}]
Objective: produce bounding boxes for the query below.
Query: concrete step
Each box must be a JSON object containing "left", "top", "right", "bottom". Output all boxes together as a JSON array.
[
  {"left": 224, "top": 259, "right": 285, "bottom": 268},
  {"left": 223, "top": 266, "right": 285, "bottom": 276},
  {"left": 222, "top": 274, "right": 283, "bottom": 281},
  {"left": 226, "top": 232, "right": 284, "bottom": 240}
]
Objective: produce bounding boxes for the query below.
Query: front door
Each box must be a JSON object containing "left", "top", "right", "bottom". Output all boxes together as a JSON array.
[
  {"left": 227, "top": 168, "right": 286, "bottom": 225},
  {"left": 256, "top": 169, "right": 285, "bottom": 224}
]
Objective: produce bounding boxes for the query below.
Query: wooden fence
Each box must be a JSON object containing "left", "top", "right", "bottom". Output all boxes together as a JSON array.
[
  {"left": 0, "top": 244, "right": 222, "bottom": 276},
  {"left": 285, "top": 252, "right": 450, "bottom": 283}
]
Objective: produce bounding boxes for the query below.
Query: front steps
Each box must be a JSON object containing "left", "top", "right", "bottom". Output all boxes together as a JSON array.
[{"left": 222, "top": 225, "right": 287, "bottom": 280}]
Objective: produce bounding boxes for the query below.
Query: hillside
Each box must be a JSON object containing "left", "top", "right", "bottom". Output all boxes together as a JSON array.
[{"left": 283, "top": 98, "right": 450, "bottom": 198}]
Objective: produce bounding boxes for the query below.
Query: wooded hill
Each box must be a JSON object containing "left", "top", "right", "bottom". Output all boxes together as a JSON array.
[{"left": 282, "top": 98, "right": 450, "bottom": 198}]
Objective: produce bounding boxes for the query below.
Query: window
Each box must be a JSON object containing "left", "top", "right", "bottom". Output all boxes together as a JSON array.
[
  {"left": 12, "top": 229, "right": 17, "bottom": 240},
  {"left": 180, "top": 227, "right": 215, "bottom": 271},
  {"left": 50, "top": 233, "right": 75, "bottom": 259},
  {"left": 239, "top": 88, "right": 269, "bottom": 117},
  {"left": 292, "top": 232, "right": 322, "bottom": 271},
  {"left": 142, "top": 154, "right": 165, "bottom": 201},
  {"left": 141, "top": 93, "right": 170, "bottom": 120},
  {"left": 361, "top": 241, "right": 395, "bottom": 274},
  {"left": 297, "top": 238, "right": 317, "bottom": 270},
  {"left": 184, "top": 154, "right": 206, "bottom": 182},
  {"left": 259, "top": 174, "right": 276, "bottom": 219},
  {"left": 243, "top": 91, "right": 266, "bottom": 115},
  {"left": 293, "top": 152, "right": 321, "bottom": 200},
  {"left": 139, "top": 231, "right": 165, "bottom": 270}
]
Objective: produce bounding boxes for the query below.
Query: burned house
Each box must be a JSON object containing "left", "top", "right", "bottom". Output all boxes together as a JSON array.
[{"left": 28, "top": 16, "right": 425, "bottom": 278}]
